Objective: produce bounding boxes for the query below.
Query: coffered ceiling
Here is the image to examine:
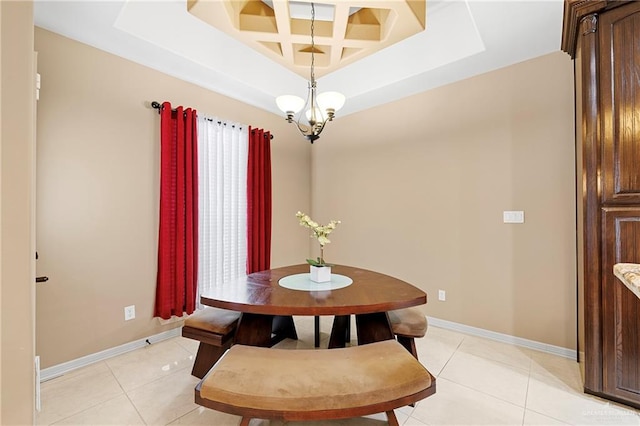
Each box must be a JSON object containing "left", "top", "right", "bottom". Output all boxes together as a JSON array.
[
  {"left": 33, "top": 0, "right": 564, "bottom": 118},
  {"left": 187, "top": 0, "right": 427, "bottom": 78}
]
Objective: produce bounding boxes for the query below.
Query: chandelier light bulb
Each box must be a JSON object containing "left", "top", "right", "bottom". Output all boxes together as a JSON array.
[
  {"left": 317, "top": 91, "right": 346, "bottom": 115},
  {"left": 276, "top": 95, "right": 305, "bottom": 120}
]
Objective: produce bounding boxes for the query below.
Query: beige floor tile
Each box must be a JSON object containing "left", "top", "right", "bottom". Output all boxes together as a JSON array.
[
  {"left": 36, "top": 368, "right": 124, "bottom": 425},
  {"left": 424, "top": 326, "right": 467, "bottom": 346},
  {"left": 416, "top": 327, "right": 464, "bottom": 376},
  {"left": 456, "top": 334, "right": 533, "bottom": 371},
  {"left": 42, "top": 361, "right": 112, "bottom": 384},
  {"left": 402, "top": 416, "right": 429, "bottom": 426},
  {"left": 439, "top": 350, "right": 530, "bottom": 406},
  {"left": 526, "top": 371, "right": 640, "bottom": 425},
  {"left": 523, "top": 409, "right": 570, "bottom": 425},
  {"left": 52, "top": 394, "right": 145, "bottom": 425},
  {"left": 127, "top": 368, "right": 200, "bottom": 425},
  {"left": 342, "top": 412, "right": 402, "bottom": 425},
  {"left": 168, "top": 406, "right": 241, "bottom": 425},
  {"left": 106, "top": 339, "right": 195, "bottom": 391},
  {"left": 528, "top": 349, "right": 582, "bottom": 393},
  {"left": 39, "top": 322, "right": 640, "bottom": 426},
  {"left": 173, "top": 336, "right": 201, "bottom": 355},
  {"left": 395, "top": 404, "right": 416, "bottom": 418},
  {"left": 411, "top": 377, "right": 525, "bottom": 425}
]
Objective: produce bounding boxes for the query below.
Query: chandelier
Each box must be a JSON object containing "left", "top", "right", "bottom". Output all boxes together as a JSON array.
[{"left": 275, "top": 2, "right": 345, "bottom": 143}]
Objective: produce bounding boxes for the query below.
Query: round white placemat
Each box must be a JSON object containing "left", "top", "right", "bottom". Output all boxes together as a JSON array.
[{"left": 278, "top": 273, "right": 353, "bottom": 291}]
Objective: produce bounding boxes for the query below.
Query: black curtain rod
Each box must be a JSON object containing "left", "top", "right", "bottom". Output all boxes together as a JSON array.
[{"left": 150, "top": 101, "right": 273, "bottom": 140}]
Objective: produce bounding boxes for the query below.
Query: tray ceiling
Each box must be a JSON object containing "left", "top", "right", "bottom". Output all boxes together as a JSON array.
[{"left": 33, "top": 0, "right": 564, "bottom": 118}]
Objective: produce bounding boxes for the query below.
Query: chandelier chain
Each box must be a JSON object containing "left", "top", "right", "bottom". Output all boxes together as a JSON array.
[{"left": 310, "top": 2, "right": 315, "bottom": 83}]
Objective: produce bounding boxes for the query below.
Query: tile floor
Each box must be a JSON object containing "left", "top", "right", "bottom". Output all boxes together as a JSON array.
[{"left": 37, "top": 317, "right": 640, "bottom": 425}]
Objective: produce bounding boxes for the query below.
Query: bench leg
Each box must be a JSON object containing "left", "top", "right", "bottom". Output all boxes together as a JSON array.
[
  {"left": 386, "top": 410, "right": 400, "bottom": 426},
  {"left": 396, "top": 336, "right": 418, "bottom": 407},
  {"left": 191, "top": 342, "right": 227, "bottom": 379},
  {"left": 396, "top": 335, "right": 419, "bottom": 360},
  {"left": 239, "top": 417, "right": 250, "bottom": 426}
]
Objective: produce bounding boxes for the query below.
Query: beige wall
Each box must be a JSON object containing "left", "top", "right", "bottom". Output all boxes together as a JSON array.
[
  {"left": 34, "top": 28, "right": 310, "bottom": 368},
  {"left": 312, "top": 51, "right": 577, "bottom": 349},
  {"left": 34, "top": 24, "right": 577, "bottom": 369},
  {"left": 1, "top": 1, "right": 36, "bottom": 424}
]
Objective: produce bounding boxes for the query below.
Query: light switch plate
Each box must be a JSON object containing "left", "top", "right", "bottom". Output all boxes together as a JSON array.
[
  {"left": 124, "top": 305, "right": 136, "bottom": 321},
  {"left": 503, "top": 211, "right": 525, "bottom": 224}
]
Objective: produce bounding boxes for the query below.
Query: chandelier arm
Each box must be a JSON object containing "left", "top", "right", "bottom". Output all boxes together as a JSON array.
[
  {"left": 294, "top": 121, "right": 312, "bottom": 136},
  {"left": 313, "top": 119, "right": 328, "bottom": 137}
]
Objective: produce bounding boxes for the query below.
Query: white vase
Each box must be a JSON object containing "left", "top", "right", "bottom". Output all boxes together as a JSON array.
[{"left": 310, "top": 265, "right": 331, "bottom": 283}]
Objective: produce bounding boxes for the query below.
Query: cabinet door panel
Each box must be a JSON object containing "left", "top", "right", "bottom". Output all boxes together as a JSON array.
[
  {"left": 602, "top": 208, "right": 640, "bottom": 403},
  {"left": 601, "top": 4, "right": 640, "bottom": 203}
]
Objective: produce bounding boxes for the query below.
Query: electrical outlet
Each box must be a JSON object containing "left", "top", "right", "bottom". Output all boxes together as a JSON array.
[
  {"left": 438, "top": 290, "right": 446, "bottom": 301},
  {"left": 124, "top": 305, "right": 136, "bottom": 321}
]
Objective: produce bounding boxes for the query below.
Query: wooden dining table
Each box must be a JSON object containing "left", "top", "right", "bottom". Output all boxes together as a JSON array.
[{"left": 200, "top": 264, "right": 427, "bottom": 348}]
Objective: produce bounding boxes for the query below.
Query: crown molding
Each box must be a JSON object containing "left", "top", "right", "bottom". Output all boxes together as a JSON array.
[{"left": 561, "top": 0, "right": 634, "bottom": 58}]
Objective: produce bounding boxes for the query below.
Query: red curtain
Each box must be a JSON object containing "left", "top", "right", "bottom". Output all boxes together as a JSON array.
[
  {"left": 247, "top": 127, "right": 272, "bottom": 274},
  {"left": 155, "top": 102, "right": 199, "bottom": 319}
]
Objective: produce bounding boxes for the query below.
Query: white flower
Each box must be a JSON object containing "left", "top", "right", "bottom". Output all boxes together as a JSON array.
[{"left": 296, "top": 211, "right": 341, "bottom": 265}]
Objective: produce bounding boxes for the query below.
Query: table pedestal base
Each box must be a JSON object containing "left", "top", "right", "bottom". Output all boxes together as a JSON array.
[
  {"left": 272, "top": 315, "right": 298, "bottom": 345},
  {"left": 328, "top": 315, "right": 351, "bottom": 348},
  {"left": 328, "top": 313, "right": 394, "bottom": 348},
  {"left": 235, "top": 314, "right": 298, "bottom": 347},
  {"left": 356, "top": 312, "right": 394, "bottom": 345},
  {"left": 234, "top": 312, "right": 393, "bottom": 349}
]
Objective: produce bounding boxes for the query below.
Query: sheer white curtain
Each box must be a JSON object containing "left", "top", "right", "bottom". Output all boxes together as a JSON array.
[{"left": 197, "top": 116, "right": 248, "bottom": 307}]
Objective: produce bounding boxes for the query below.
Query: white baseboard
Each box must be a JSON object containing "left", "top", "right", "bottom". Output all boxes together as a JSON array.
[
  {"left": 427, "top": 316, "right": 577, "bottom": 360},
  {"left": 40, "top": 316, "right": 576, "bottom": 383},
  {"left": 39, "top": 328, "right": 182, "bottom": 382}
]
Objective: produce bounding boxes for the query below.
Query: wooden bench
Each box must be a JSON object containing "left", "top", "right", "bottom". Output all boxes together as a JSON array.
[
  {"left": 195, "top": 339, "right": 436, "bottom": 425},
  {"left": 182, "top": 307, "right": 241, "bottom": 379},
  {"left": 388, "top": 308, "right": 428, "bottom": 360}
]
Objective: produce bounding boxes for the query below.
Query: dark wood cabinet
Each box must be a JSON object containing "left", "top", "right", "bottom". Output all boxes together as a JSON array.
[
  {"left": 600, "top": 6, "right": 640, "bottom": 204},
  {"left": 602, "top": 208, "right": 640, "bottom": 402},
  {"left": 563, "top": 0, "right": 640, "bottom": 409}
]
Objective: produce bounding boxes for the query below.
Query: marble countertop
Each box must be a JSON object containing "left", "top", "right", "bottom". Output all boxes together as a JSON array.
[{"left": 613, "top": 263, "right": 640, "bottom": 300}]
